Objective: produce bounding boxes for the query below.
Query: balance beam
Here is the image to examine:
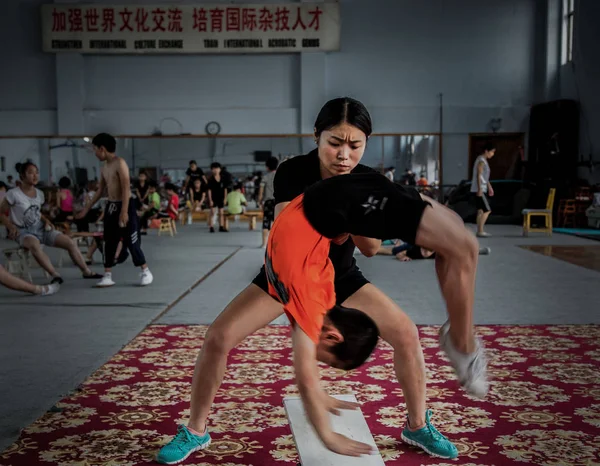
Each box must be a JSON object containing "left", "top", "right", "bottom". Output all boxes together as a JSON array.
[{"left": 284, "top": 394, "right": 384, "bottom": 466}]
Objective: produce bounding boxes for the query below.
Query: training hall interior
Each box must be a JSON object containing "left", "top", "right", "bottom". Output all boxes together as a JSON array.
[{"left": 1, "top": 0, "right": 599, "bottom": 465}]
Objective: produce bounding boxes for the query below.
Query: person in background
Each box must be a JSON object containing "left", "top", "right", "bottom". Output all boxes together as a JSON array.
[
  {"left": 134, "top": 171, "right": 150, "bottom": 210},
  {"left": 0, "top": 182, "right": 8, "bottom": 218},
  {"left": 78, "top": 132, "right": 153, "bottom": 288},
  {"left": 384, "top": 166, "right": 395, "bottom": 181},
  {"left": 189, "top": 178, "right": 206, "bottom": 212},
  {"left": 0, "top": 264, "right": 60, "bottom": 296},
  {"left": 258, "top": 156, "right": 279, "bottom": 248},
  {"left": 157, "top": 183, "right": 180, "bottom": 223},
  {"left": 74, "top": 180, "right": 105, "bottom": 265},
  {"left": 221, "top": 166, "right": 233, "bottom": 193},
  {"left": 417, "top": 173, "right": 428, "bottom": 187},
  {"left": 378, "top": 241, "right": 491, "bottom": 262},
  {"left": 253, "top": 171, "right": 262, "bottom": 204},
  {"left": 0, "top": 162, "right": 101, "bottom": 283},
  {"left": 183, "top": 160, "right": 207, "bottom": 194},
  {"left": 140, "top": 182, "right": 161, "bottom": 235},
  {"left": 54, "top": 176, "right": 74, "bottom": 223},
  {"left": 6, "top": 175, "right": 15, "bottom": 189},
  {"left": 400, "top": 169, "right": 416, "bottom": 186},
  {"left": 225, "top": 183, "right": 247, "bottom": 216},
  {"left": 207, "top": 162, "right": 227, "bottom": 233},
  {"left": 470, "top": 143, "right": 496, "bottom": 238}
]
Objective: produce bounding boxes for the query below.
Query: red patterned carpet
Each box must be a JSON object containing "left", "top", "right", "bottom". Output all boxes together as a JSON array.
[{"left": 1, "top": 325, "right": 600, "bottom": 466}]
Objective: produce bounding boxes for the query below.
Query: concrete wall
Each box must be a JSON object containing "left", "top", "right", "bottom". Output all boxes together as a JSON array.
[{"left": 0, "top": 0, "right": 544, "bottom": 184}]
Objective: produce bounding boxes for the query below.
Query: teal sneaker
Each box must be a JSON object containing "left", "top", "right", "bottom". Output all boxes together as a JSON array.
[
  {"left": 401, "top": 410, "right": 458, "bottom": 459},
  {"left": 156, "top": 425, "right": 211, "bottom": 464}
]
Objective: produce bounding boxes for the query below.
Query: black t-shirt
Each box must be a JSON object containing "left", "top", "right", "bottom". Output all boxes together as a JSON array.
[
  {"left": 186, "top": 167, "right": 204, "bottom": 183},
  {"left": 302, "top": 172, "right": 429, "bottom": 246},
  {"left": 273, "top": 150, "right": 376, "bottom": 278},
  {"left": 136, "top": 181, "right": 149, "bottom": 201},
  {"left": 207, "top": 176, "right": 226, "bottom": 201}
]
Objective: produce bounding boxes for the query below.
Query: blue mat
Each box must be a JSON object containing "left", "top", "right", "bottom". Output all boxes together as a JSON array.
[{"left": 553, "top": 228, "right": 600, "bottom": 236}]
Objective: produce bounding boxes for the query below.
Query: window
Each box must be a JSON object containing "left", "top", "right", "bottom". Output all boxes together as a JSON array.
[{"left": 562, "top": 0, "right": 575, "bottom": 64}]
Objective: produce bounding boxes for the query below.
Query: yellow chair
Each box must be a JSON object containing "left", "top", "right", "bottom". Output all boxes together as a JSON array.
[
  {"left": 158, "top": 218, "right": 177, "bottom": 237},
  {"left": 522, "top": 188, "right": 556, "bottom": 236}
]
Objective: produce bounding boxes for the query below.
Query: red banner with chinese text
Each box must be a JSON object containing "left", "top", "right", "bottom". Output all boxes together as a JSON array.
[{"left": 41, "top": 3, "right": 340, "bottom": 53}]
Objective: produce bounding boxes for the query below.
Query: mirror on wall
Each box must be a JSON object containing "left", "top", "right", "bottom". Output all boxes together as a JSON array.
[{"left": 0, "top": 134, "right": 440, "bottom": 191}]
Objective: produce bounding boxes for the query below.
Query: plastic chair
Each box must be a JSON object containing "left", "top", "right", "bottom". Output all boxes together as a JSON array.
[{"left": 522, "top": 188, "right": 556, "bottom": 236}]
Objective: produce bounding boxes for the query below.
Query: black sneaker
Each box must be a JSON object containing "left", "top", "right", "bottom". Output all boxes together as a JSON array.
[
  {"left": 219, "top": 226, "right": 228, "bottom": 232},
  {"left": 210, "top": 226, "right": 215, "bottom": 233}
]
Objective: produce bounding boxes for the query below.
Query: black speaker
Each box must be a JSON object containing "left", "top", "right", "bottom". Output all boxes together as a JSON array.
[
  {"left": 253, "top": 151, "right": 272, "bottom": 162},
  {"left": 528, "top": 99, "right": 579, "bottom": 182}
]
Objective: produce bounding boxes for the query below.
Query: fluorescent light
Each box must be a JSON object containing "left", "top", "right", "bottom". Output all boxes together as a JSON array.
[{"left": 83, "top": 137, "right": 90, "bottom": 142}]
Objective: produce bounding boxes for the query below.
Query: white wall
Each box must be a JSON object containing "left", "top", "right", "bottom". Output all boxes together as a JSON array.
[{"left": 0, "top": 0, "right": 545, "bottom": 184}]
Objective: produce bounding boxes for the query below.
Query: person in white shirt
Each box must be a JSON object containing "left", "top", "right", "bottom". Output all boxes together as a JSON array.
[
  {"left": 470, "top": 143, "right": 496, "bottom": 237},
  {"left": 384, "top": 166, "right": 395, "bottom": 182},
  {"left": 0, "top": 162, "right": 102, "bottom": 284}
]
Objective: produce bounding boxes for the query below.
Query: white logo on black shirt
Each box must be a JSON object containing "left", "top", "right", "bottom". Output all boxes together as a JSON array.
[{"left": 362, "top": 195, "right": 388, "bottom": 215}]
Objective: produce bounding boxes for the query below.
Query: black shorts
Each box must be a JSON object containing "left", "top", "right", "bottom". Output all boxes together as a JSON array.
[
  {"left": 252, "top": 264, "right": 369, "bottom": 306},
  {"left": 472, "top": 193, "right": 491, "bottom": 213},
  {"left": 212, "top": 199, "right": 225, "bottom": 209},
  {"left": 262, "top": 199, "right": 276, "bottom": 230}
]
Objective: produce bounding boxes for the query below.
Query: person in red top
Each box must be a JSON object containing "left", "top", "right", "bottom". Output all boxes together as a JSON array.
[
  {"left": 165, "top": 184, "right": 180, "bottom": 220},
  {"left": 157, "top": 183, "right": 180, "bottom": 221}
]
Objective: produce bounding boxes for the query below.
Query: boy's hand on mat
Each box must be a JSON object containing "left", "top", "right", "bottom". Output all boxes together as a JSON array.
[
  {"left": 323, "top": 432, "right": 376, "bottom": 457},
  {"left": 332, "top": 233, "right": 350, "bottom": 245},
  {"left": 323, "top": 394, "right": 361, "bottom": 416}
]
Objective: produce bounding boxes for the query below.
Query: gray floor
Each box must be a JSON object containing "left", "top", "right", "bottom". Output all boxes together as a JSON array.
[{"left": 1, "top": 223, "right": 599, "bottom": 451}]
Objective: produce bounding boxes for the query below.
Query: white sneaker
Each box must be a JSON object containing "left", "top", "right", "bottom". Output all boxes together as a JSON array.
[
  {"left": 476, "top": 232, "right": 492, "bottom": 238},
  {"left": 140, "top": 269, "right": 153, "bottom": 286},
  {"left": 40, "top": 283, "right": 60, "bottom": 296},
  {"left": 96, "top": 274, "right": 116, "bottom": 288},
  {"left": 439, "top": 321, "right": 489, "bottom": 399}
]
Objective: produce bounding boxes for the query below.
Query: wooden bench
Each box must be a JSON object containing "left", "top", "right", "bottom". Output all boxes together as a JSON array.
[
  {"left": 224, "top": 211, "right": 263, "bottom": 231},
  {"left": 284, "top": 394, "right": 384, "bottom": 466},
  {"left": 180, "top": 210, "right": 209, "bottom": 226}
]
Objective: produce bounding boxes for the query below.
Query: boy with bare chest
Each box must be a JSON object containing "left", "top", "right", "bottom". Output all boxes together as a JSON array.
[{"left": 78, "top": 133, "right": 153, "bottom": 287}]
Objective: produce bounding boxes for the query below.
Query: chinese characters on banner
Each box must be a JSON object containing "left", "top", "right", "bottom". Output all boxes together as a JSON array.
[{"left": 41, "top": 3, "right": 340, "bottom": 53}]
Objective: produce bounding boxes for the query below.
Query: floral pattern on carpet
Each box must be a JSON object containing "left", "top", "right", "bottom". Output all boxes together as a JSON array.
[{"left": 1, "top": 324, "right": 599, "bottom": 466}]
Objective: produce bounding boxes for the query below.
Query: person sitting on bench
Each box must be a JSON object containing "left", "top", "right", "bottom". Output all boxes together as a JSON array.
[
  {"left": 0, "top": 162, "right": 102, "bottom": 284},
  {"left": 225, "top": 183, "right": 247, "bottom": 215}
]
